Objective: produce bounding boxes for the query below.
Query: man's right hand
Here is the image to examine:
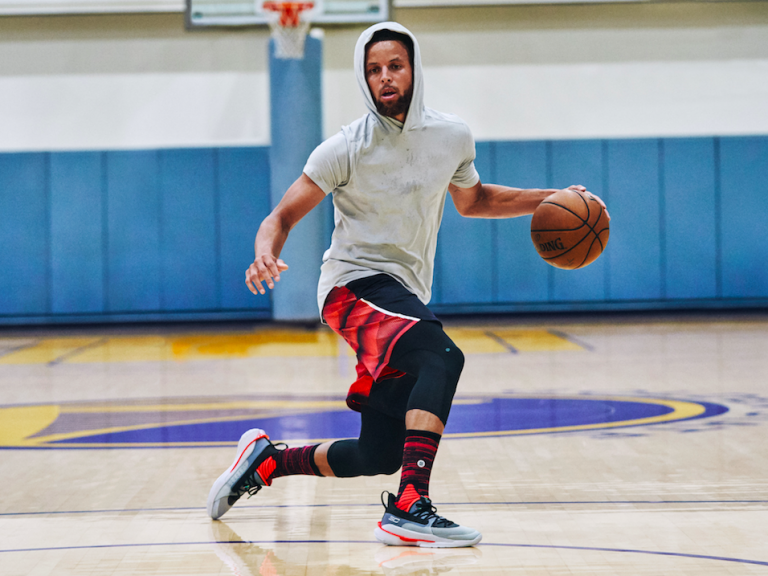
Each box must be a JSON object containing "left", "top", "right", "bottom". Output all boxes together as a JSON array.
[
  {"left": 246, "top": 256, "right": 289, "bottom": 295},
  {"left": 245, "top": 173, "right": 325, "bottom": 295}
]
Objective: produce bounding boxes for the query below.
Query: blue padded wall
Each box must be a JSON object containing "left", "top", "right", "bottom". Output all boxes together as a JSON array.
[
  {"left": 605, "top": 139, "right": 662, "bottom": 301},
  {"left": 106, "top": 150, "right": 162, "bottom": 313},
  {"left": 0, "top": 153, "right": 49, "bottom": 316},
  {"left": 663, "top": 138, "right": 717, "bottom": 300},
  {"left": 436, "top": 141, "right": 495, "bottom": 305},
  {"left": 1, "top": 135, "right": 766, "bottom": 325},
  {"left": 218, "top": 147, "right": 273, "bottom": 313},
  {"left": 494, "top": 141, "right": 549, "bottom": 303},
  {"left": 0, "top": 147, "right": 272, "bottom": 324},
  {"left": 720, "top": 136, "right": 768, "bottom": 299},
  {"left": 430, "top": 135, "right": 766, "bottom": 315},
  {"left": 550, "top": 140, "right": 607, "bottom": 303},
  {"left": 159, "top": 148, "right": 219, "bottom": 311},
  {"left": 50, "top": 152, "right": 104, "bottom": 314}
]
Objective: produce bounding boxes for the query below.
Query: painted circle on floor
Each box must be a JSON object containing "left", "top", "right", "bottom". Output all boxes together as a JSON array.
[{"left": 0, "top": 395, "right": 728, "bottom": 449}]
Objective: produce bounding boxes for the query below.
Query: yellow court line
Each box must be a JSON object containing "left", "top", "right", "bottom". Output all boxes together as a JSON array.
[
  {"left": 31, "top": 396, "right": 703, "bottom": 446},
  {"left": 0, "top": 338, "right": 106, "bottom": 365},
  {"left": 493, "top": 329, "right": 583, "bottom": 352},
  {"left": 38, "top": 441, "right": 244, "bottom": 449},
  {"left": 42, "top": 395, "right": 707, "bottom": 446},
  {"left": 58, "top": 401, "right": 348, "bottom": 413},
  {"left": 0, "top": 328, "right": 584, "bottom": 365},
  {"left": 58, "top": 398, "right": 485, "bottom": 414},
  {"left": 0, "top": 405, "right": 60, "bottom": 446},
  {"left": 20, "top": 400, "right": 488, "bottom": 447},
  {"left": 12, "top": 399, "right": 484, "bottom": 446}
]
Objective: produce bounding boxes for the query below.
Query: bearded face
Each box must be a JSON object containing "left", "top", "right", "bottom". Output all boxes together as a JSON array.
[
  {"left": 374, "top": 84, "right": 413, "bottom": 120},
  {"left": 365, "top": 40, "right": 414, "bottom": 123}
]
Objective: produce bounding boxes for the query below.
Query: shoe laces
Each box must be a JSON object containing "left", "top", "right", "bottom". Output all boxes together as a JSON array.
[
  {"left": 410, "top": 497, "right": 455, "bottom": 528},
  {"left": 233, "top": 442, "right": 288, "bottom": 499},
  {"left": 381, "top": 491, "right": 456, "bottom": 528}
]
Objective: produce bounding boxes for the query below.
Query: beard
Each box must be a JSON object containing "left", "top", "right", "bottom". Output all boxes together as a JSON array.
[{"left": 374, "top": 86, "right": 413, "bottom": 120}]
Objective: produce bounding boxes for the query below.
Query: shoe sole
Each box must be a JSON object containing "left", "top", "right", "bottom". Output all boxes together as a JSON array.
[
  {"left": 374, "top": 524, "right": 482, "bottom": 548},
  {"left": 207, "top": 428, "right": 270, "bottom": 520}
]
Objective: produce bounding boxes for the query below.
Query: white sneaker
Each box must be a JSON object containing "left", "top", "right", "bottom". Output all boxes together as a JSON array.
[
  {"left": 374, "top": 492, "right": 482, "bottom": 548},
  {"left": 207, "top": 428, "right": 279, "bottom": 520}
]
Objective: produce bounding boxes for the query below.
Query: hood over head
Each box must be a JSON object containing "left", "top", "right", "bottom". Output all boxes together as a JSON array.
[{"left": 354, "top": 21, "right": 425, "bottom": 132}]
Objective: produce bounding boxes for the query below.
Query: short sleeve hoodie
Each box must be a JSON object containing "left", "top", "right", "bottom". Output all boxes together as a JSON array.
[{"left": 303, "top": 22, "right": 480, "bottom": 317}]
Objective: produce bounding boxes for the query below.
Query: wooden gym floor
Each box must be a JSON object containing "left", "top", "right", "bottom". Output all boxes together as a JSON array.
[{"left": 1, "top": 312, "right": 768, "bottom": 575}]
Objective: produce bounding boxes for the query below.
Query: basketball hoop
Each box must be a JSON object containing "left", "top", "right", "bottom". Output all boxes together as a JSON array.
[{"left": 262, "top": 1, "right": 316, "bottom": 59}]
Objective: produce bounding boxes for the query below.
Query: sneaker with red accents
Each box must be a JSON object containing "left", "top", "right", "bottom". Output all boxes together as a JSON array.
[
  {"left": 207, "top": 428, "right": 281, "bottom": 520},
  {"left": 374, "top": 491, "right": 482, "bottom": 548}
]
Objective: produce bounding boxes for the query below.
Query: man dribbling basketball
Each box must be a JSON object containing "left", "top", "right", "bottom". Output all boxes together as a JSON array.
[{"left": 207, "top": 21, "right": 608, "bottom": 547}]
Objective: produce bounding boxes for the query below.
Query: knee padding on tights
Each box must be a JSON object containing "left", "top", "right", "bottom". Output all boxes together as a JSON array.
[
  {"left": 326, "top": 408, "right": 405, "bottom": 478},
  {"left": 388, "top": 321, "right": 465, "bottom": 424},
  {"left": 326, "top": 438, "right": 402, "bottom": 477}
]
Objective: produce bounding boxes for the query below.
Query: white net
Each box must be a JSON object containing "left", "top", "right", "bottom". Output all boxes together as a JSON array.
[
  {"left": 269, "top": 20, "right": 311, "bottom": 59},
  {"left": 263, "top": 2, "right": 314, "bottom": 59}
]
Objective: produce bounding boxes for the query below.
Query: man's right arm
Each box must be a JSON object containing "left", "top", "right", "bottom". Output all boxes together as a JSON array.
[{"left": 245, "top": 173, "right": 326, "bottom": 295}]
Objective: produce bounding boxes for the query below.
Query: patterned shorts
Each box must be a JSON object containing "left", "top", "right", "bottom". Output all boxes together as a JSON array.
[{"left": 322, "top": 274, "right": 439, "bottom": 414}]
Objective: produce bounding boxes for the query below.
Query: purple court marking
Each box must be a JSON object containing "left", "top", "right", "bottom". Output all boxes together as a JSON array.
[
  {"left": 0, "top": 540, "right": 766, "bottom": 567},
  {"left": 39, "top": 397, "right": 728, "bottom": 447},
  {"left": 3, "top": 499, "right": 767, "bottom": 517}
]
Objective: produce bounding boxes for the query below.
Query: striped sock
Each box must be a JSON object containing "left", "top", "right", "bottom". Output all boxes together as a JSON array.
[
  {"left": 395, "top": 430, "right": 441, "bottom": 512},
  {"left": 257, "top": 445, "right": 322, "bottom": 485}
]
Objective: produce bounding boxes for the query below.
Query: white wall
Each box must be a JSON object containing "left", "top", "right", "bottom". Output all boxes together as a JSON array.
[
  {"left": 1, "top": 3, "right": 767, "bottom": 151},
  {"left": 0, "top": 13, "right": 271, "bottom": 151},
  {"left": 324, "top": 4, "right": 768, "bottom": 141}
]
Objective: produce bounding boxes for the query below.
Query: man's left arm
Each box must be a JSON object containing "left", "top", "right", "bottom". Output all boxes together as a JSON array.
[{"left": 448, "top": 182, "right": 608, "bottom": 220}]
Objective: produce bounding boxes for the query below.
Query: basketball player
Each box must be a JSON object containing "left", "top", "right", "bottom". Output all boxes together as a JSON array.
[{"left": 208, "top": 21, "right": 607, "bottom": 547}]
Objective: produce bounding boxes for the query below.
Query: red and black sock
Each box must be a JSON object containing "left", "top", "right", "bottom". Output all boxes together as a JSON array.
[
  {"left": 256, "top": 445, "right": 322, "bottom": 485},
  {"left": 394, "top": 429, "right": 441, "bottom": 512}
]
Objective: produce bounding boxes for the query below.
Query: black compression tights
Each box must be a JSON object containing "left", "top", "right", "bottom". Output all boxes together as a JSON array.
[
  {"left": 327, "top": 407, "right": 405, "bottom": 477},
  {"left": 388, "top": 320, "right": 464, "bottom": 425},
  {"left": 326, "top": 321, "right": 464, "bottom": 478}
]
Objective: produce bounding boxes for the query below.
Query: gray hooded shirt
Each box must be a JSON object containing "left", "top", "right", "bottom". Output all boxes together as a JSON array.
[{"left": 304, "top": 22, "right": 480, "bottom": 316}]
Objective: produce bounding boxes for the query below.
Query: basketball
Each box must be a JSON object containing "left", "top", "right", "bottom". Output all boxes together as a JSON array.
[{"left": 530, "top": 188, "right": 610, "bottom": 270}]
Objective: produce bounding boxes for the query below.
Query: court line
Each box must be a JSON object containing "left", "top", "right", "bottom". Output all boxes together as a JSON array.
[
  {"left": 0, "top": 340, "right": 40, "bottom": 360},
  {"left": 3, "top": 499, "right": 767, "bottom": 517},
  {"left": 483, "top": 331, "right": 518, "bottom": 353},
  {"left": 0, "top": 539, "right": 766, "bottom": 567},
  {"left": 2, "top": 394, "right": 718, "bottom": 448},
  {"left": 48, "top": 337, "right": 109, "bottom": 366},
  {"left": 547, "top": 329, "right": 595, "bottom": 351}
]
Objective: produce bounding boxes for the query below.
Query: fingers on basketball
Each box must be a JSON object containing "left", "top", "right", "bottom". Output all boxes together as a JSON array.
[{"left": 530, "top": 188, "right": 610, "bottom": 270}]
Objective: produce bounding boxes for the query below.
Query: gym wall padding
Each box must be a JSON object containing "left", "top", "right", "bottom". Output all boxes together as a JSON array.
[
  {"left": 0, "top": 135, "right": 766, "bottom": 324},
  {"left": 0, "top": 147, "right": 272, "bottom": 324},
  {"left": 430, "top": 135, "right": 768, "bottom": 314}
]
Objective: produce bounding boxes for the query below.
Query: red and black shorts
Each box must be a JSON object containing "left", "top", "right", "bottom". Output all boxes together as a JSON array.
[{"left": 322, "top": 274, "right": 439, "bottom": 417}]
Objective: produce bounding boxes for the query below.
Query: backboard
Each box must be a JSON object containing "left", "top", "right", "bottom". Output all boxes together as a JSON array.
[{"left": 186, "top": 0, "right": 390, "bottom": 27}]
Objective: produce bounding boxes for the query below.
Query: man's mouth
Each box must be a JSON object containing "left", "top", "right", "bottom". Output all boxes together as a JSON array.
[{"left": 380, "top": 87, "right": 398, "bottom": 101}]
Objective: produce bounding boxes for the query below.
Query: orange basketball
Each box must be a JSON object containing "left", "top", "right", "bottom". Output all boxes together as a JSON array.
[{"left": 530, "top": 189, "right": 610, "bottom": 270}]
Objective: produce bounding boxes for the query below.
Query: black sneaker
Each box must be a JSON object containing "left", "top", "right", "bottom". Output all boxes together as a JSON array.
[
  {"left": 206, "top": 428, "right": 280, "bottom": 520},
  {"left": 374, "top": 491, "right": 482, "bottom": 548}
]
